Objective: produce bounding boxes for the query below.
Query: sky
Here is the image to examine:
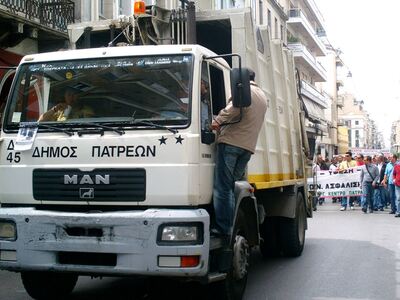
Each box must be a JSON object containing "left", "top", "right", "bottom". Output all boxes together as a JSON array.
[{"left": 314, "top": 0, "right": 400, "bottom": 148}]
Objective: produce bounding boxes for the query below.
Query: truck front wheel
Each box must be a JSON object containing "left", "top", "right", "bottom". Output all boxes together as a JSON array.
[
  {"left": 21, "top": 271, "right": 78, "bottom": 300},
  {"left": 212, "top": 211, "right": 250, "bottom": 300}
]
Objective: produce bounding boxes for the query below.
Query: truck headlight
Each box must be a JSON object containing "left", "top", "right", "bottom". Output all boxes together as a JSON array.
[
  {"left": 158, "top": 223, "right": 203, "bottom": 245},
  {"left": 0, "top": 221, "right": 16, "bottom": 241}
]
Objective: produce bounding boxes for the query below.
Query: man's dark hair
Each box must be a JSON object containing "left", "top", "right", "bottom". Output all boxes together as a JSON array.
[
  {"left": 393, "top": 154, "right": 398, "bottom": 160},
  {"left": 345, "top": 151, "right": 352, "bottom": 158},
  {"left": 249, "top": 69, "right": 255, "bottom": 81}
]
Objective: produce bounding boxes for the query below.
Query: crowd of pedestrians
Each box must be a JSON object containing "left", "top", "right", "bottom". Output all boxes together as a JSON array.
[{"left": 313, "top": 152, "right": 400, "bottom": 217}]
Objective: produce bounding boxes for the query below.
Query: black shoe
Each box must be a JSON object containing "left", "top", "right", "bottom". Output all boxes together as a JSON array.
[
  {"left": 395, "top": 214, "right": 400, "bottom": 218},
  {"left": 362, "top": 207, "right": 367, "bottom": 213},
  {"left": 373, "top": 208, "right": 378, "bottom": 211},
  {"left": 380, "top": 208, "right": 384, "bottom": 211},
  {"left": 389, "top": 211, "right": 396, "bottom": 214}
]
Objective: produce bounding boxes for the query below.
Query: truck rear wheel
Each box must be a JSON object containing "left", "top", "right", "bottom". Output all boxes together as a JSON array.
[
  {"left": 279, "top": 193, "right": 306, "bottom": 257},
  {"left": 21, "top": 271, "right": 78, "bottom": 300}
]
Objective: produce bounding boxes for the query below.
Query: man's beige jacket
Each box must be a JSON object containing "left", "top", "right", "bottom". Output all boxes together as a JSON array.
[{"left": 215, "top": 81, "right": 267, "bottom": 153}]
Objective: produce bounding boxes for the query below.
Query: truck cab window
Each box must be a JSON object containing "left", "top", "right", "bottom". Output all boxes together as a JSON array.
[
  {"left": 200, "top": 62, "right": 212, "bottom": 132},
  {"left": 209, "top": 65, "right": 226, "bottom": 115}
]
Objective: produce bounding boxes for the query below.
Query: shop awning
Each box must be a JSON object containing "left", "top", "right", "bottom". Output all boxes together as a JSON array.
[{"left": 302, "top": 97, "right": 326, "bottom": 122}]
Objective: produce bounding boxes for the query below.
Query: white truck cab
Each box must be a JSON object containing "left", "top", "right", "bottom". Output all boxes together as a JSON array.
[{"left": 0, "top": 7, "right": 311, "bottom": 300}]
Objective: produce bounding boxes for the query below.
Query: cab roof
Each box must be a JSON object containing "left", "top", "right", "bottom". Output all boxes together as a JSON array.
[{"left": 20, "top": 45, "right": 226, "bottom": 66}]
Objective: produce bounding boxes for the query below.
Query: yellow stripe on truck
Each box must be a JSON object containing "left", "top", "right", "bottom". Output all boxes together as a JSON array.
[{"left": 248, "top": 173, "right": 305, "bottom": 190}]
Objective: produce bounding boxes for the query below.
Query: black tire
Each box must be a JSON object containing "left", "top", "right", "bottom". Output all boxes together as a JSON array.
[
  {"left": 259, "top": 217, "right": 281, "bottom": 258},
  {"left": 279, "top": 193, "right": 306, "bottom": 257},
  {"left": 21, "top": 271, "right": 78, "bottom": 300},
  {"left": 211, "top": 211, "right": 249, "bottom": 300}
]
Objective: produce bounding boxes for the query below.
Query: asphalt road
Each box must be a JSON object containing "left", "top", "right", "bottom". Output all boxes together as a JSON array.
[{"left": 1, "top": 202, "right": 400, "bottom": 300}]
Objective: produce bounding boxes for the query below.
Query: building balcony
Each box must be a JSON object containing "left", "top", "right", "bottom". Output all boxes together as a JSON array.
[
  {"left": 0, "top": 0, "right": 74, "bottom": 41},
  {"left": 304, "top": 0, "right": 325, "bottom": 28},
  {"left": 287, "top": 8, "right": 325, "bottom": 56},
  {"left": 300, "top": 79, "right": 328, "bottom": 123},
  {"left": 287, "top": 43, "right": 327, "bottom": 82},
  {"left": 301, "top": 80, "right": 327, "bottom": 108}
]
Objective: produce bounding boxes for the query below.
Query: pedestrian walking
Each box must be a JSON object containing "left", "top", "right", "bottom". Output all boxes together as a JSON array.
[
  {"left": 339, "top": 151, "right": 357, "bottom": 211},
  {"left": 383, "top": 154, "right": 398, "bottom": 214},
  {"left": 360, "top": 156, "right": 380, "bottom": 213},
  {"left": 373, "top": 155, "right": 387, "bottom": 211},
  {"left": 355, "top": 154, "right": 364, "bottom": 207},
  {"left": 391, "top": 158, "right": 400, "bottom": 218}
]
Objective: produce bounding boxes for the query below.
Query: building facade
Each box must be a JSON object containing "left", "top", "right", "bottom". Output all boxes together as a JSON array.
[
  {"left": 391, "top": 120, "right": 400, "bottom": 154},
  {"left": 0, "top": 0, "right": 75, "bottom": 122},
  {"left": 338, "top": 93, "right": 369, "bottom": 149},
  {"left": 285, "top": 0, "right": 329, "bottom": 159}
]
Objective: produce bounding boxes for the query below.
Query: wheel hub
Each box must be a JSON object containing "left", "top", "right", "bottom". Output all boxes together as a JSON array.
[{"left": 232, "top": 235, "right": 250, "bottom": 280}]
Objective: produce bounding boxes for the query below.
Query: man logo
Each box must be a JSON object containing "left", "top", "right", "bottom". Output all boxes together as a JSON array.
[
  {"left": 80, "top": 188, "right": 94, "bottom": 199},
  {"left": 64, "top": 174, "right": 110, "bottom": 185}
]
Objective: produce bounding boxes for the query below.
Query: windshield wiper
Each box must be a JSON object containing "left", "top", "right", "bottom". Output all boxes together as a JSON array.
[
  {"left": 75, "top": 122, "right": 125, "bottom": 136},
  {"left": 130, "top": 119, "right": 178, "bottom": 134},
  {"left": 37, "top": 123, "right": 74, "bottom": 136}
]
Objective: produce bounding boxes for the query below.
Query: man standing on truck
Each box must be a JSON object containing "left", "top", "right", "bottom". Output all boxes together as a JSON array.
[{"left": 211, "top": 70, "right": 267, "bottom": 237}]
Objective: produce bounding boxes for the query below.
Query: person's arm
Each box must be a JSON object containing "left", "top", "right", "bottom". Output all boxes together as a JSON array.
[
  {"left": 360, "top": 167, "right": 364, "bottom": 185},
  {"left": 38, "top": 103, "right": 68, "bottom": 122},
  {"left": 383, "top": 174, "right": 388, "bottom": 186},
  {"left": 213, "top": 101, "right": 241, "bottom": 126},
  {"left": 373, "top": 167, "right": 380, "bottom": 185}
]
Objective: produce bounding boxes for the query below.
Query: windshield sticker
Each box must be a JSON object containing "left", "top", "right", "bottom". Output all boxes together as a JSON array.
[
  {"left": 15, "top": 122, "right": 38, "bottom": 151},
  {"left": 31, "top": 56, "right": 190, "bottom": 73},
  {"left": 12, "top": 112, "right": 21, "bottom": 123}
]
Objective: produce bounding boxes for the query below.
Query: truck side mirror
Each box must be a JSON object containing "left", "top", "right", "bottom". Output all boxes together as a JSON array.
[{"left": 230, "top": 68, "right": 251, "bottom": 108}]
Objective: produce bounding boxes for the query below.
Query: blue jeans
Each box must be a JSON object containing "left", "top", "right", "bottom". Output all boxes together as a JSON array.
[
  {"left": 359, "top": 195, "right": 365, "bottom": 208},
  {"left": 373, "top": 185, "right": 386, "bottom": 209},
  {"left": 395, "top": 186, "right": 400, "bottom": 214},
  {"left": 341, "top": 196, "right": 354, "bottom": 208},
  {"left": 363, "top": 182, "right": 374, "bottom": 211},
  {"left": 388, "top": 184, "right": 396, "bottom": 213},
  {"left": 213, "top": 143, "right": 252, "bottom": 235}
]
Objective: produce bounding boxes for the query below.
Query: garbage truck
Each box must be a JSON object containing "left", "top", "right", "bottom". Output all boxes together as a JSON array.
[{"left": 0, "top": 3, "right": 312, "bottom": 300}]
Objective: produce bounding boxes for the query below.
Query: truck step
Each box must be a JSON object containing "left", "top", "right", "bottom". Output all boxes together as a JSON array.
[{"left": 208, "top": 272, "right": 227, "bottom": 283}]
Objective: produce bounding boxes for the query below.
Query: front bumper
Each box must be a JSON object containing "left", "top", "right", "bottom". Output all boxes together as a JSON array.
[{"left": 0, "top": 207, "right": 210, "bottom": 277}]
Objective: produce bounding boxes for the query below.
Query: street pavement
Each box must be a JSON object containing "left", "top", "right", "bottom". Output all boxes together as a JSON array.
[
  {"left": 1, "top": 202, "right": 400, "bottom": 299},
  {"left": 245, "top": 202, "right": 400, "bottom": 300}
]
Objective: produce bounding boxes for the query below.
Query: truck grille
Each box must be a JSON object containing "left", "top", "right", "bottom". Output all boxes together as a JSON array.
[{"left": 33, "top": 169, "right": 146, "bottom": 202}]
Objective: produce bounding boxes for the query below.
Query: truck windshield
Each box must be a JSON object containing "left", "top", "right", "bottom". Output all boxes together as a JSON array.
[{"left": 4, "top": 54, "right": 192, "bottom": 130}]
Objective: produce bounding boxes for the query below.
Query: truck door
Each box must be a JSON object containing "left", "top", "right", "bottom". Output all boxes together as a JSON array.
[{"left": 198, "top": 60, "right": 229, "bottom": 205}]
